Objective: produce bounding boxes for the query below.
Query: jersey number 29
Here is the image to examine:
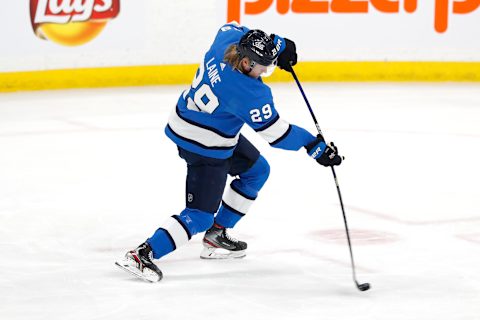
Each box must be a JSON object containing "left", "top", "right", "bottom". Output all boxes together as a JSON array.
[{"left": 250, "top": 104, "right": 272, "bottom": 123}]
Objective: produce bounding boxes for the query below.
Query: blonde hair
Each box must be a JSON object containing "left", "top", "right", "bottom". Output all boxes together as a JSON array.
[{"left": 224, "top": 44, "right": 249, "bottom": 72}]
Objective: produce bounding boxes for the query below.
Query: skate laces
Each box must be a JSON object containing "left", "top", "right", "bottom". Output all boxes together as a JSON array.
[
  {"left": 138, "top": 243, "right": 154, "bottom": 262},
  {"left": 224, "top": 229, "right": 239, "bottom": 243}
]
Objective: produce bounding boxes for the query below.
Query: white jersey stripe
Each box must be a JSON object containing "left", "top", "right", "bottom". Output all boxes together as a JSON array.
[
  {"left": 168, "top": 109, "right": 240, "bottom": 148},
  {"left": 163, "top": 217, "right": 190, "bottom": 248},
  {"left": 257, "top": 118, "right": 290, "bottom": 143},
  {"left": 223, "top": 185, "right": 255, "bottom": 215}
]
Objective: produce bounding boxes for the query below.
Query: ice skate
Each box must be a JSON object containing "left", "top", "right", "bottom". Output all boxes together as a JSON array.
[
  {"left": 200, "top": 224, "right": 247, "bottom": 259},
  {"left": 115, "top": 242, "right": 163, "bottom": 283}
]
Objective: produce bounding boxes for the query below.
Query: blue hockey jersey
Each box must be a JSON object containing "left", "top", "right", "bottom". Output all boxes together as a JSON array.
[{"left": 165, "top": 23, "right": 316, "bottom": 159}]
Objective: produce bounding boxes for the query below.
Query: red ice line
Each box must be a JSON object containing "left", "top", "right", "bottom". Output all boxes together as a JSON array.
[
  {"left": 347, "top": 205, "right": 480, "bottom": 226},
  {"left": 456, "top": 234, "right": 480, "bottom": 244}
]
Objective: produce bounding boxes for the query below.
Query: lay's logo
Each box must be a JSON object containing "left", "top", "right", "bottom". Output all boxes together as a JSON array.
[{"left": 30, "top": 0, "right": 120, "bottom": 46}]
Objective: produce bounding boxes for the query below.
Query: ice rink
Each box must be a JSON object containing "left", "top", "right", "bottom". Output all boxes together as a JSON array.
[{"left": 1, "top": 83, "right": 479, "bottom": 320}]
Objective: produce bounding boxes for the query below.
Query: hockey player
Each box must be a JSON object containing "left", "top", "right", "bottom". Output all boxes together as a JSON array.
[{"left": 116, "top": 23, "right": 342, "bottom": 282}]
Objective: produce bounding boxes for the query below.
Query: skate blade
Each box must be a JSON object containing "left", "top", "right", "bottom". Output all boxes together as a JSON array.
[
  {"left": 115, "top": 261, "right": 161, "bottom": 283},
  {"left": 200, "top": 247, "right": 246, "bottom": 260}
]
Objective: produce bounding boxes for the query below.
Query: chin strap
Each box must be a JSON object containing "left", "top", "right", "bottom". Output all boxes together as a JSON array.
[
  {"left": 245, "top": 60, "right": 256, "bottom": 75},
  {"left": 237, "top": 57, "right": 256, "bottom": 75}
]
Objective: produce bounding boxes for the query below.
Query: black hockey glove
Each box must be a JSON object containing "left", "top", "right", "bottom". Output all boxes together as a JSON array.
[
  {"left": 306, "top": 135, "right": 343, "bottom": 167},
  {"left": 274, "top": 36, "right": 297, "bottom": 72}
]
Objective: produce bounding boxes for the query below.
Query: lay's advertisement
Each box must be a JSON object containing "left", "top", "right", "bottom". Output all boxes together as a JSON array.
[{"left": 30, "top": 0, "right": 120, "bottom": 46}]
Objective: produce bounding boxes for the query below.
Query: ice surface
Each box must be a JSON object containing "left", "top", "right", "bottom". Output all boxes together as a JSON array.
[{"left": 0, "top": 83, "right": 479, "bottom": 320}]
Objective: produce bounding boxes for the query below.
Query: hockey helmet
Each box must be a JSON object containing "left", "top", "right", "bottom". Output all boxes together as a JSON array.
[{"left": 237, "top": 29, "right": 278, "bottom": 67}]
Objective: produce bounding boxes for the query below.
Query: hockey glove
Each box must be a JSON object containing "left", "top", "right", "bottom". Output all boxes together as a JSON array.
[
  {"left": 306, "top": 135, "right": 343, "bottom": 167},
  {"left": 275, "top": 37, "right": 297, "bottom": 72}
]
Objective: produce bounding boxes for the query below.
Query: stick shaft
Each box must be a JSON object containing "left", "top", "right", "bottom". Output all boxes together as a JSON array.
[
  {"left": 330, "top": 166, "right": 359, "bottom": 285},
  {"left": 290, "top": 68, "right": 361, "bottom": 288},
  {"left": 290, "top": 69, "right": 323, "bottom": 136}
]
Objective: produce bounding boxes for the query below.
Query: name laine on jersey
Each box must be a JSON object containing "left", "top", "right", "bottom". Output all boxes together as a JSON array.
[{"left": 206, "top": 57, "right": 222, "bottom": 87}]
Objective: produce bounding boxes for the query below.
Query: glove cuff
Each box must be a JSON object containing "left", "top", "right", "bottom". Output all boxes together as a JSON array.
[{"left": 307, "top": 141, "right": 327, "bottom": 159}]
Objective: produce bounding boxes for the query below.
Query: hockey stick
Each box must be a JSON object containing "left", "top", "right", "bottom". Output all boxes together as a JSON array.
[{"left": 290, "top": 67, "right": 370, "bottom": 292}]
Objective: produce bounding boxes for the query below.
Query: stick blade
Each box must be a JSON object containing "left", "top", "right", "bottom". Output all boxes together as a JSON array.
[{"left": 357, "top": 282, "right": 371, "bottom": 291}]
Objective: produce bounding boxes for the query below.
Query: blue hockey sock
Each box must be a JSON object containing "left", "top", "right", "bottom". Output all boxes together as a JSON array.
[{"left": 147, "top": 228, "right": 175, "bottom": 259}]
